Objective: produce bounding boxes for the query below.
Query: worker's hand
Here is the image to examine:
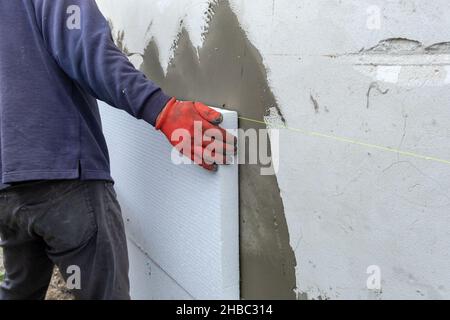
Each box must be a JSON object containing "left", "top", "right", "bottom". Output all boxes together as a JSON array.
[{"left": 156, "top": 98, "right": 237, "bottom": 171}]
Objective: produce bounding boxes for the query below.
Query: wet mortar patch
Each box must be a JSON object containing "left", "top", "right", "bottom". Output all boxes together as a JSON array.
[{"left": 139, "top": 0, "right": 297, "bottom": 299}]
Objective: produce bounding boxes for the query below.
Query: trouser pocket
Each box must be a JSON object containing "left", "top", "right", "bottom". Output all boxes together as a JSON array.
[{"left": 20, "top": 181, "right": 98, "bottom": 254}]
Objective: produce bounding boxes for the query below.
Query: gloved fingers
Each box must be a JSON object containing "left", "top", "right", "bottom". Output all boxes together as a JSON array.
[
  {"left": 202, "top": 121, "right": 237, "bottom": 147},
  {"left": 158, "top": 98, "right": 237, "bottom": 172},
  {"left": 174, "top": 144, "right": 211, "bottom": 169},
  {"left": 192, "top": 148, "right": 218, "bottom": 171},
  {"left": 193, "top": 145, "right": 218, "bottom": 165},
  {"left": 202, "top": 138, "right": 237, "bottom": 156},
  {"left": 172, "top": 140, "right": 231, "bottom": 171},
  {"left": 194, "top": 102, "right": 223, "bottom": 125},
  {"left": 200, "top": 161, "right": 219, "bottom": 172},
  {"left": 194, "top": 145, "right": 233, "bottom": 167},
  {"left": 203, "top": 145, "right": 234, "bottom": 165}
]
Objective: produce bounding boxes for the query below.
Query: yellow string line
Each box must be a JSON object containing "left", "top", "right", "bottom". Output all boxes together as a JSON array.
[{"left": 238, "top": 116, "right": 450, "bottom": 166}]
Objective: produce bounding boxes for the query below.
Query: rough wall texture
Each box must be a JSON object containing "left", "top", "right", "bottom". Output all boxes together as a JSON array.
[{"left": 97, "top": 0, "right": 450, "bottom": 299}]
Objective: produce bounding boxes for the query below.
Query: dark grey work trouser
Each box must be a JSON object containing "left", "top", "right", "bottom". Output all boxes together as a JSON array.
[{"left": 0, "top": 180, "right": 130, "bottom": 300}]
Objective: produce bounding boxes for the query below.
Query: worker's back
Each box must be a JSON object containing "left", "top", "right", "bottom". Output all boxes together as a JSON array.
[
  {"left": 0, "top": 0, "right": 233, "bottom": 301},
  {"left": 0, "top": 0, "right": 168, "bottom": 189},
  {"left": 0, "top": 0, "right": 111, "bottom": 188}
]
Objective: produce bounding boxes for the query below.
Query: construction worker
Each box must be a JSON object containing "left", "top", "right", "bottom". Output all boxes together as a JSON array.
[{"left": 0, "top": 0, "right": 236, "bottom": 300}]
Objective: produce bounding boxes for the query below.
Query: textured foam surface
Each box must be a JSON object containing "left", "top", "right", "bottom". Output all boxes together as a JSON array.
[
  {"left": 99, "top": 102, "right": 239, "bottom": 300},
  {"left": 127, "top": 239, "right": 192, "bottom": 300}
]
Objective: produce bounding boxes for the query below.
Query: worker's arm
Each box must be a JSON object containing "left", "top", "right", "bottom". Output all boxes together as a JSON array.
[
  {"left": 32, "top": 0, "right": 168, "bottom": 125},
  {"left": 32, "top": 0, "right": 236, "bottom": 170}
]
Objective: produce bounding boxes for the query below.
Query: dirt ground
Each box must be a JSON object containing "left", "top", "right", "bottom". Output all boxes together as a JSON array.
[
  {"left": 0, "top": 248, "right": 74, "bottom": 300},
  {"left": 45, "top": 268, "right": 75, "bottom": 300}
]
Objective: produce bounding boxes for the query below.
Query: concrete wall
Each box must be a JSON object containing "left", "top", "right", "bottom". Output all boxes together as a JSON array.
[{"left": 96, "top": 0, "right": 450, "bottom": 299}]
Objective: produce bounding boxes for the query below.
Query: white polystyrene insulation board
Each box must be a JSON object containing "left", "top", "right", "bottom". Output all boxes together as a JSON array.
[
  {"left": 99, "top": 102, "right": 239, "bottom": 300},
  {"left": 127, "top": 239, "right": 192, "bottom": 300}
]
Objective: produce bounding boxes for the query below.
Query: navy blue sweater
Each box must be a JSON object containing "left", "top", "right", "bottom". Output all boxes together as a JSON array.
[{"left": 0, "top": 0, "right": 170, "bottom": 189}]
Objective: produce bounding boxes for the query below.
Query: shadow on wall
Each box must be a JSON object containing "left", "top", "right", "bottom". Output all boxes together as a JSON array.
[{"left": 133, "top": 0, "right": 297, "bottom": 299}]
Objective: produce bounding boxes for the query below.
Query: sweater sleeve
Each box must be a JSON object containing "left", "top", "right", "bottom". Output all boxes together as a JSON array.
[{"left": 31, "top": 0, "right": 170, "bottom": 126}]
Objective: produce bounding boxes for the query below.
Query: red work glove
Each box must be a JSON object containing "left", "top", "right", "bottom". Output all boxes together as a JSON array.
[{"left": 156, "top": 98, "right": 237, "bottom": 171}]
